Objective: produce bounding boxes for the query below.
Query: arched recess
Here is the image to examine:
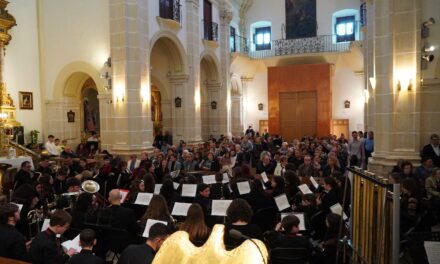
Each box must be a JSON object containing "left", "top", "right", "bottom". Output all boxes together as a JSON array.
[
  {"left": 200, "top": 52, "right": 221, "bottom": 140},
  {"left": 48, "top": 61, "right": 107, "bottom": 145},
  {"left": 150, "top": 32, "right": 188, "bottom": 141}
]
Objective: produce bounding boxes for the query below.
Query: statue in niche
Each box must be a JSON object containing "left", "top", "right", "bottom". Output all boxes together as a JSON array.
[
  {"left": 84, "top": 98, "right": 96, "bottom": 132},
  {"left": 151, "top": 90, "right": 162, "bottom": 122},
  {"left": 5, "top": 94, "right": 13, "bottom": 106}
]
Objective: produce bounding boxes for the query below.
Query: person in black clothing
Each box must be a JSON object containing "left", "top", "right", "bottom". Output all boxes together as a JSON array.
[
  {"left": 269, "top": 176, "right": 286, "bottom": 198},
  {"left": 70, "top": 192, "right": 97, "bottom": 230},
  {"left": 68, "top": 229, "right": 103, "bottom": 264},
  {"left": 11, "top": 183, "right": 40, "bottom": 239},
  {"left": 194, "top": 183, "right": 211, "bottom": 217},
  {"left": 256, "top": 153, "right": 276, "bottom": 175},
  {"left": 119, "top": 223, "right": 170, "bottom": 264},
  {"left": 100, "top": 189, "right": 139, "bottom": 234},
  {"left": 56, "top": 177, "right": 81, "bottom": 209},
  {"left": 210, "top": 172, "right": 231, "bottom": 200},
  {"left": 224, "top": 198, "right": 263, "bottom": 249},
  {"left": 421, "top": 134, "right": 440, "bottom": 167},
  {"left": 313, "top": 213, "right": 345, "bottom": 264},
  {"left": 53, "top": 166, "right": 69, "bottom": 195},
  {"left": 318, "top": 177, "right": 341, "bottom": 214},
  {"left": 13, "top": 161, "right": 35, "bottom": 190},
  {"left": 0, "top": 203, "right": 29, "bottom": 261},
  {"left": 266, "top": 214, "right": 311, "bottom": 249},
  {"left": 30, "top": 209, "right": 74, "bottom": 264}
]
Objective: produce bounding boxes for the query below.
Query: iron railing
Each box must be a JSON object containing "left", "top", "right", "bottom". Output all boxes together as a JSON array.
[
  {"left": 159, "top": 0, "right": 181, "bottom": 23},
  {"left": 231, "top": 34, "right": 249, "bottom": 54},
  {"left": 246, "top": 35, "right": 352, "bottom": 59},
  {"left": 203, "top": 20, "right": 218, "bottom": 42}
]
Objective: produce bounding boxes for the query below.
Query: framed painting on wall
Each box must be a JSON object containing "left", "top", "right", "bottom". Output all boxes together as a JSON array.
[
  {"left": 19, "top": 92, "right": 33, "bottom": 110},
  {"left": 285, "top": 0, "right": 317, "bottom": 39}
]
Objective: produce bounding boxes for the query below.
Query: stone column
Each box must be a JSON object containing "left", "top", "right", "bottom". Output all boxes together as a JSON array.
[
  {"left": 109, "top": 0, "right": 153, "bottom": 155},
  {"left": 368, "top": 0, "right": 422, "bottom": 175},
  {"left": 97, "top": 93, "right": 113, "bottom": 151},
  {"left": 169, "top": 73, "right": 190, "bottom": 143},
  {"left": 184, "top": 0, "right": 202, "bottom": 143},
  {"left": 240, "top": 76, "right": 253, "bottom": 131},
  {"left": 218, "top": 4, "right": 233, "bottom": 137}
]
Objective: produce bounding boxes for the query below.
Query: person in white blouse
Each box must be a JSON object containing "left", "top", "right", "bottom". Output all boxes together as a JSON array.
[{"left": 45, "top": 135, "right": 59, "bottom": 156}]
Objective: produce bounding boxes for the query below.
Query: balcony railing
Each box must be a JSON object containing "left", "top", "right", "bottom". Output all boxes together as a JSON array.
[
  {"left": 159, "top": 0, "right": 181, "bottom": 23},
  {"left": 231, "top": 34, "right": 249, "bottom": 54},
  {"left": 235, "top": 35, "right": 352, "bottom": 59},
  {"left": 203, "top": 20, "right": 218, "bottom": 42}
]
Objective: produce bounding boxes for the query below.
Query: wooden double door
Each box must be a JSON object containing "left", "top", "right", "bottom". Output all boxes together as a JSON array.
[{"left": 279, "top": 91, "right": 317, "bottom": 142}]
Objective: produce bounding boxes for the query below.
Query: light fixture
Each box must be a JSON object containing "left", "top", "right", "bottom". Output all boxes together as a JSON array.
[
  {"left": 423, "top": 17, "right": 436, "bottom": 27},
  {"left": 0, "top": 112, "right": 7, "bottom": 121},
  {"left": 422, "top": 54, "right": 435, "bottom": 62},
  {"left": 423, "top": 43, "right": 435, "bottom": 52},
  {"left": 397, "top": 78, "right": 412, "bottom": 91}
]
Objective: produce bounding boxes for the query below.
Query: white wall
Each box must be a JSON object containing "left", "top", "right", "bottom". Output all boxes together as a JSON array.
[
  {"left": 39, "top": 0, "right": 110, "bottom": 101},
  {"left": 6, "top": 0, "right": 42, "bottom": 143},
  {"left": 246, "top": 0, "right": 361, "bottom": 41}
]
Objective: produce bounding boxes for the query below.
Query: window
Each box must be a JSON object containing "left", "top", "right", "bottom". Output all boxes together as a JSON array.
[
  {"left": 335, "top": 16, "right": 355, "bottom": 42},
  {"left": 230, "top": 26, "right": 236, "bottom": 52},
  {"left": 254, "top": 26, "right": 271, "bottom": 51}
]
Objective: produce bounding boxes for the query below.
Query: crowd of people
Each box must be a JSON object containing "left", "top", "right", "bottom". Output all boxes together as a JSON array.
[{"left": 0, "top": 128, "right": 439, "bottom": 264}]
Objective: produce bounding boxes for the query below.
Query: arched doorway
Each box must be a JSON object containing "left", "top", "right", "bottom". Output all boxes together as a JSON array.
[
  {"left": 149, "top": 34, "right": 188, "bottom": 143},
  {"left": 200, "top": 54, "right": 221, "bottom": 140},
  {"left": 81, "top": 78, "right": 100, "bottom": 135}
]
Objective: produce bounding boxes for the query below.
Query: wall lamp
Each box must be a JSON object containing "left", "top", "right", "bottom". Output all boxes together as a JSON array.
[
  {"left": 421, "top": 54, "right": 435, "bottom": 70},
  {"left": 423, "top": 43, "right": 436, "bottom": 52}
]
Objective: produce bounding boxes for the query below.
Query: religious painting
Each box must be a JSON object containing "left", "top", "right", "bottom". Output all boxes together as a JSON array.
[
  {"left": 285, "top": 0, "right": 317, "bottom": 39},
  {"left": 151, "top": 90, "right": 162, "bottom": 122},
  {"left": 12, "top": 126, "right": 24, "bottom": 145},
  {"left": 19, "top": 91, "right": 33, "bottom": 110},
  {"left": 175, "top": 97, "right": 182, "bottom": 108},
  {"left": 83, "top": 88, "right": 100, "bottom": 133}
]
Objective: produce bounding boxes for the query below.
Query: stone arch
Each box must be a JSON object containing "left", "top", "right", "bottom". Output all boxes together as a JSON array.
[
  {"left": 149, "top": 31, "right": 189, "bottom": 75},
  {"left": 53, "top": 61, "right": 105, "bottom": 100}
]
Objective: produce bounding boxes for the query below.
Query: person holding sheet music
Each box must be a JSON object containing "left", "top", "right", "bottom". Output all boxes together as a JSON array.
[
  {"left": 125, "top": 179, "right": 146, "bottom": 204},
  {"left": 0, "top": 203, "right": 29, "bottom": 262},
  {"left": 30, "top": 210, "right": 73, "bottom": 264},
  {"left": 265, "top": 214, "right": 311, "bottom": 250},
  {"left": 179, "top": 204, "right": 210, "bottom": 246},
  {"left": 67, "top": 229, "right": 103, "bottom": 264},
  {"left": 313, "top": 213, "right": 346, "bottom": 264},
  {"left": 140, "top": 195, "right": 175, "bottom": 229},
  {"left": 317, "top": 177, "right": 342, "bottom": 214},
  {"left": 101, "top": 189, "right": 138, "bottom": 234},
  {"left": 267, "top": 176, "right": 286, "bottom": 198},
  {"left": 223, "top": 198, "right": 263, "bottom": 249}
]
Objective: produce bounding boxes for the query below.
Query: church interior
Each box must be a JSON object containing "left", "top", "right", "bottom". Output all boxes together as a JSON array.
[{"left": 0, "top": 0, "right": 439, "bottom": 263}]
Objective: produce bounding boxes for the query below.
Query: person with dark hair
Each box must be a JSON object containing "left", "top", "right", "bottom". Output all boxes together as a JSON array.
[
  {"left": 142, "top": 163, "right": 156, "bottom": 193},
  {"left": 0, "top": 203, "right": 29, "bottom": 261},
  {"left": 422, "top": 134, "right": 440, "bottom": 167},
  {"left": 266, "top": 214, "right": 311, "bottom": 249},
  {"left": 70, "top": 192, "right": 96, "bottom": 229},
  {"left": 13, "top": 161, "right": 35, "bottom": 190},
  {"left": 210, "top": 172, "right": 231, "bottom": 200},
  {"left": 179, "top": 204, "right": 210, "bottom": 246},
  {"left": 194, "top": 183, "right": 211, "bottom": 217},
  {"left": 155, "top": 159, "right": 169, "bottom": 184},
  {"left": 125, "top": 179, "right": 145, "bottom": 204},
  {"left": 67, "top": 229, "right": 103, "bottom": 264},
  {"left": 318, "top": 177, "right": 341, "bottom": 213},
  {"left": 415, "top": 156, "right": 433, "bottom": 183},
  {"left": 223, "top": 198, "right": 263, "bottom": 248},
  {"left": 53, "top": 166, "right": 69, "bottom": 194},
  {"left": 160, "top": 178, "right": 181, "bottom": 211},
  {"left": 11, "top": 183, "right": 39, "bottom": 239},
  {"left": 140, "top": 195, "right": 174, "bottom": 227},
  {"left": 119, "top": 223, "right": 170, "bottom": 264},
  {"left": 314, "top": 213, "right": 345, "bottom": 264},
  {"left": 56, "top": 177, "right": 81, "bottom": 209},
  {"left": 400, "top": 161, "right": 415, "bottom": 180},
  {"left": 269, "top": 176, "right": 286, "bottom": 198},
  {"left": 30, "top": 210, "right": 73, "bottom": 264},
  {"left": 45, "top": 134, "right": 59, "bottom": 156}
]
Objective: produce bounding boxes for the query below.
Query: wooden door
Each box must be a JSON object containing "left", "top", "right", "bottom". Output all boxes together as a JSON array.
[
  {"left": 332, "top": 119, "right": 349, "bottom": 138},
  {"left": 259, "top": 120, "right": 268, "bottom": 135},
  {"left": 279, "top": 91, "right": 317, "bottom": 142}
]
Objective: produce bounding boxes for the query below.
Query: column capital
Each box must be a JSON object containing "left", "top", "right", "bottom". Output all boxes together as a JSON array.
[
  {"left": 169, "top": 73, "right": 189, "bottom": 84},
  {"left": 219, "top": 8, "right": 233, "bottom": 25}
]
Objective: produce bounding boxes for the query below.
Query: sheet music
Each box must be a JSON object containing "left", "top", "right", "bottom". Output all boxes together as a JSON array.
[
  {"left": 119, "top": 189, "right": 129, "bottom": 203},
  {"left": 41, "top": 218, "right": 50, "bottom": 232},
  {"left": 310, "top": 177, "right": 319, "bottom": 189},
  {"left": 261, "top": 180, "right": 267, "bottom": 190},
  {"left": 330, "top": 203, "right": 348, "bottom": 220},
  {"left": 171, "top": 202, "right": 192, "bottom": 216},
  {"left": 142, "top": 219, "right": 168, "bottom": 238},
  {"left": 202, "top": 175, "right": 216, "bottom": 184},
  {"left": 11, "top": 203, "right": 23, "bottom": 212},
  {"left": 154, "top": 184, "right": 162, "bottom": 195},
  {"left": 222, "top": 173, "right": 229, "bottom": 183},
  {"left": 211, "top": 200, "right": 232, "bottom": 216},
  {"left": 61, "top": 234, "right": 81, "bottom": 253},
  {"left": 173, "top": 182, "right": 180, "bottom": 190},
  {"left": 237, "top": 181, "right": 251, "bottom": 195},
  {"left": 281, "top": 213, "right": 306, "bottom": 230},
  {"left": 298, "top": 184, "right": 313, "bottom": 194},
  {"left": 134, "top": 193, "right": 154, "bottom": 206},
  {"left": 261, "top": 171, "right": 269, "bottom": 183},
  {"left": 274, "top": 194, "right": 290, "bottom": 211},
  {"left": 181, "top": 184, "right": 197, "bottom": 197},
  {"left": 425, "top": 241, "right": 440, "bottom": 264}
]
